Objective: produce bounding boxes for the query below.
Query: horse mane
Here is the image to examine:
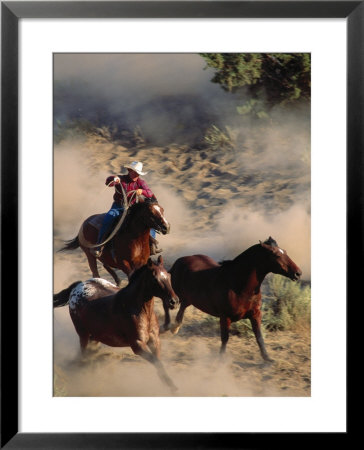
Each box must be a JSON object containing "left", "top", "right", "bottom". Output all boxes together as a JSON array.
[
  {"left": 128, "top": 201, "right": 146, "bottom": 216},
  {"left": 120, "top": 200, "right": 154, "bottom": 231},
  {"left": 114, "top": 262, "right": 158, "bottom": 313},
  {"left": 220, "top": 237, "right": 278, "bottom": 267},
  {"left": 132, "top": 198, "right": 157, "bottom": 210},
  {"left": 128, "top": 264, "right": 149, "bottom": 284},
  {"left": 113, "top": 265, "right": 149, "bottom": 311}
]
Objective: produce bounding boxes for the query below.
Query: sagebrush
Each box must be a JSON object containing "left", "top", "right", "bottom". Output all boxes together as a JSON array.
[{"left": 262, "top": 275, "right": 311, "bottom": 331}]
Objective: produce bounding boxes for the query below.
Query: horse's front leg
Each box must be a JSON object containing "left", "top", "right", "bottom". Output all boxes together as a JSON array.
[
  {"left": 159, "top": 301, "right": 171, "bottom": 333},
  {"left": 79, "top": 335, "right": 90, "bottom": 355},
  {"left": 170, "top": 302, "right": 188, "bottom": 335},
  {"left": 147, "top": 318, "right": 162, "bottom": 358},
  {"left": 219, "top": 316, "right": 231, "bottom": 355},
  {"left": 130, "top": 340, "right": 177, "bottom": 393},
  {"left": 249, "top": 310, "right": 273, "bottom": 362}
]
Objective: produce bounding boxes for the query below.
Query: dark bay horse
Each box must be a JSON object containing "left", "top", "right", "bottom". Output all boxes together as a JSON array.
[
  {"left": 60, "top": 200, "right": 170, "bottom": 285},
  {"left": 53, "top": 256, "right": 179, "bottom": 392},
  {"left": 164, "top": 237, "right": 302, "bottom": 362}
]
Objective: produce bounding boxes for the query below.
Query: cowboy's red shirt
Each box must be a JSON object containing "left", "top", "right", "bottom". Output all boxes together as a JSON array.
[{"left": 105, "top": 174, "right": 155, "bottom": 205}]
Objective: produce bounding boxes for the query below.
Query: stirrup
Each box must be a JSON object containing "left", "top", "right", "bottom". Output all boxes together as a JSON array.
[{"left": 90, "top": 246, "right": 103, "bottom": 258}]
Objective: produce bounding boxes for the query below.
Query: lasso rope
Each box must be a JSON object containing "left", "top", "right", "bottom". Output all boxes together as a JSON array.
[{"left": 78, "top": 181, "right": 139, "bottom": 249}]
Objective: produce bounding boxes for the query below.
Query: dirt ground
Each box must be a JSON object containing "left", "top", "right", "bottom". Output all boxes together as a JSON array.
[{"left": 54, "top": 297, "right": 310, "bottom": 397}]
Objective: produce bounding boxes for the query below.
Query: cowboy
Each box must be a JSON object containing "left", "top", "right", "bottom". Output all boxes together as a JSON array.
[{"left": 91, "top": 161, "right": 162, "bottom": 257}]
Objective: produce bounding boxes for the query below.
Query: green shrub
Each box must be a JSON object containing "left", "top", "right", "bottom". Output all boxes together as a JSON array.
[
  {"left": 262, "top": 275, "right": 311, "bottom": 331},
  {"left": 204, "top": 125, "right": 234, "bottom": 151},
  {"left": 236, "top": 98, "right": 269, "bottom": 119},
  {"left": 230, "top": 320, "right": 254, "bottom": 337},
  {"left": 200, "top": 53, "right": 311, "bottom": 106},
  {"left": 198, "top": 313, "right": 253, "bottom": 338},
  {"left": 197, "top": 315, "right": 220, "bottom": 336}
]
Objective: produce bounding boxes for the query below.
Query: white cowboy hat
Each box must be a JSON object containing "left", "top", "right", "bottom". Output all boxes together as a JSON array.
[{"left": 124, "top": 161, "right": 148, "bottom": 176}]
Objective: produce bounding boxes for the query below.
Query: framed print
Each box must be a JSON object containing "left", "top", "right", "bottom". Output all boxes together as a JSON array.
[{"left": 2, "top": 1, "right": 361, "bottom": 448}]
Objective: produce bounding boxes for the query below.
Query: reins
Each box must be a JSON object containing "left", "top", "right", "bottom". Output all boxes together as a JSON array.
[{"left": 78, "top": 182, "right": 140, "bottom": 249}]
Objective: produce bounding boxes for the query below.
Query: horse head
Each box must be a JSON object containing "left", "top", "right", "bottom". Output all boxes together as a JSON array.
[
  {"left": 147, "top": 256, "right": 179, "bottom": 309},
  {"left": 143, "top": 200, "right": 171, "bottom": 235},
  {"left": 259, "top": 236, "right": 302, "bottom": 281}
]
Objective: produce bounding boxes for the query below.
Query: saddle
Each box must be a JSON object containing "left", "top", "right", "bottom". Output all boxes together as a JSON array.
[{"left": 87, "top": 214, "right": 107, "bottom": 232}]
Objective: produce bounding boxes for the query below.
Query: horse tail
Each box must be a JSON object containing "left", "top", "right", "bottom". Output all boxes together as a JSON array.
[
  {"left": 53, "top": 281, "right": 82, "bottom": 308},
  {"left": 58, "top": 236, "right": 80, "bottom": 252}
]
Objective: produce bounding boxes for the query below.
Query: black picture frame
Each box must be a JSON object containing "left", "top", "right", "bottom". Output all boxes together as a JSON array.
[{"left": 1, "top": 1, "right": 359, "bottom": 448}]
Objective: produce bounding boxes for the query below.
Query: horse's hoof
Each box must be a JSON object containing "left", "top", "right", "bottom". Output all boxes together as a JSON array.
[
  {"left": 170, "top": 324, "right": 181, "bottom": 335},
  {"left": 263, "top": 356, "right": 274, "bottom": 364}
]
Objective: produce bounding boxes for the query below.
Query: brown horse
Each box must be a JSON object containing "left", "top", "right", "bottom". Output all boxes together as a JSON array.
[
  {"left": 164, "top": 237, "right": 302, "bottom": 362},
  {"left": 53, "top": 256, "right": 179, "bottom": 392},
  {"left": 60, "top": 199, "right": 170, "bottom": 285}
]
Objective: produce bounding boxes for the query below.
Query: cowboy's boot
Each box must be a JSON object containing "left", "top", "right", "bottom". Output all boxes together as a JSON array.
[
  {"left": 90, "top": 233, "right": 106, "bottom": 258},
  {"left": 150, "top": 236, "right": 163, "bottom": 255}
]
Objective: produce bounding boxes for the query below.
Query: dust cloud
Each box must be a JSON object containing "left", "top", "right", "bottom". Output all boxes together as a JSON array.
[
  {"left": 54, "top": 141, "right": 111, "bottom": 238},
  {"left": 54, "top": 54, "right": 225, "bottom": 146}
]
